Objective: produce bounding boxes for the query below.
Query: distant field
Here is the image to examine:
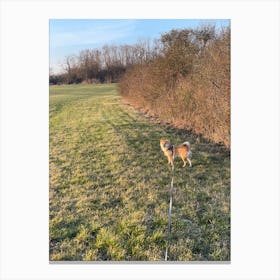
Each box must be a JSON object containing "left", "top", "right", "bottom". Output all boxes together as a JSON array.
[{"left": 49, "top": 84, "right": 230, "bottom": 261}]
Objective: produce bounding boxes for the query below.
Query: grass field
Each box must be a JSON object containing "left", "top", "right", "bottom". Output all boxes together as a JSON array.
[{"left": 49, "top": 83, "right": 230, "bottom": 261}]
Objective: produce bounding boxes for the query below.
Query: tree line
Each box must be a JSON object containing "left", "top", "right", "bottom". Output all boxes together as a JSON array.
[
  {"left": 49, "top": 39, "right": 161, "bottom": 84},
  {"left": 119, "top": 25, "right": 230, "bottom": 148}
]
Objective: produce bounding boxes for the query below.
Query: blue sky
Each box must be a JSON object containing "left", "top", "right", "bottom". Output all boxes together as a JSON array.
[{"left": 49, "top": 19, "right": 230, "bottom": 74}]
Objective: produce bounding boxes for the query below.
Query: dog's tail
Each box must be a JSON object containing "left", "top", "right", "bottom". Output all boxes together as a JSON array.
[{"left": 183, "top": 141, "right": 192, "bottom": 158}]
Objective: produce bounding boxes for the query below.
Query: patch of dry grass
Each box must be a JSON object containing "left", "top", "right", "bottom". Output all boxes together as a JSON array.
[{"left": 49, "top": 84, "right": 230, "bottom": 261}]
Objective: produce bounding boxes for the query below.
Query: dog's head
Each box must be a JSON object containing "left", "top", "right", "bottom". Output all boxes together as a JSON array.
[{"left": 160, "top": 139, "right": 171, "bottom": 151}]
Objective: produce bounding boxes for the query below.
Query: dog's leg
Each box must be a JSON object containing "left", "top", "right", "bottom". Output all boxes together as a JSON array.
[
  {"left": 180, "top": 155, "right": 187, "bottom": 167},
  {"left": 170, "top": 156, "right": 174, "bottom": 167},
  {"left": 167, "top": 156, "right": 171, "bottom": 165},
  {"left": 187, "top": 158, "right": 192, "bottom": 167},
  {"left": 167, "top": 155, "right": 171, "bottom": 165}
]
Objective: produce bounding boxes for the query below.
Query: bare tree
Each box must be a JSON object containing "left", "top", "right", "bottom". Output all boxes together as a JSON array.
[{"left": 62, "top": 55, "right": 80, "bottom": 84}]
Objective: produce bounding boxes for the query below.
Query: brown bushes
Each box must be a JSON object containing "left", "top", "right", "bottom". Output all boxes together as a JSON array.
[{"left": 119, "top": 26, "right": 230, "bottom": 148}]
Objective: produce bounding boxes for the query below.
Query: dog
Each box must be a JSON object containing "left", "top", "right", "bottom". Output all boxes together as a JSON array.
[{"left": 160, "top": 139, "right": 192, "bottom": 167}]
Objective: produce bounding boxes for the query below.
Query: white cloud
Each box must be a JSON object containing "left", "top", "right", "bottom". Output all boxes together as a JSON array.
[{"left": 50, "top": 20, "right": 136, "bottom": 49}]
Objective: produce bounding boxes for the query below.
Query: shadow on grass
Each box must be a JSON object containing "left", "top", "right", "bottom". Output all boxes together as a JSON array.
[{"left": 106, "top": 104, "right": 231, "bottom": 261}]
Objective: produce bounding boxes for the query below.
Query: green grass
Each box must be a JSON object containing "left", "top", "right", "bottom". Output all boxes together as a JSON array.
[{"left": 49, "top": 83, "right": 230, "bottom": 261}]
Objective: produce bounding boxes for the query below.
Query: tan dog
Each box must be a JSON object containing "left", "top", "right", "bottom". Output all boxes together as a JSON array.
[{"left": 160, "top": 139, "right": 192, "bottom": 167}]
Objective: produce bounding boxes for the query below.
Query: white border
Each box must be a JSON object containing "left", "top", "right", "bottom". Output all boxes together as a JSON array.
[{"left": 1, "top": 0, "right": 279, "bottom": 279}]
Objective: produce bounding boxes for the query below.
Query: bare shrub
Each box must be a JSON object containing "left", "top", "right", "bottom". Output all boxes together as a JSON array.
[{"left": 119, "top": 26, "right": 230, "bottom": 148}]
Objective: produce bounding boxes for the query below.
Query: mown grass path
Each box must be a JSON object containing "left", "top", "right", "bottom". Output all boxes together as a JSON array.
[{"left": 49, "top": 84, "right": 230, "bottom": 261}]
